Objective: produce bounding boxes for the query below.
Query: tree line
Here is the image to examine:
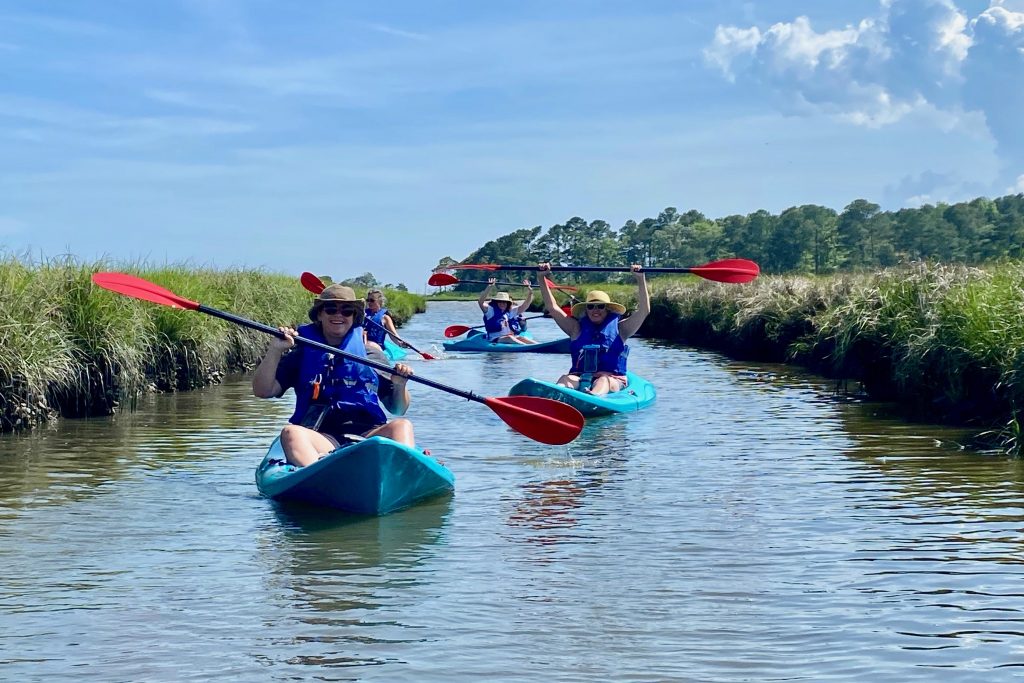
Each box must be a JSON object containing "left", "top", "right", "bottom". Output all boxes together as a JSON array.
[{"left": 433, "top": 193, "right": 1024, "bottom": 285}]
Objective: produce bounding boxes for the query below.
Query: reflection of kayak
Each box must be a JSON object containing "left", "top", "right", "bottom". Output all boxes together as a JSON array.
[
  {"left": 384, "top": 338, "right": 408, "bottom": 361},
  {"left": 507, "top": 372, "right": 656, "bottom": 416},
  {"left": 443, "top": 329, "right": 571, "bottom": 354},
  {"left": 255, "top": 435, "right": 455, "bottom": 515}
]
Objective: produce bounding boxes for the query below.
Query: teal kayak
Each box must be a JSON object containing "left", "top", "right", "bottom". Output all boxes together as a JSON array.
[
  {"left": 255, "top": 435, "right": 455, "bottom": 515},
  {"left": 443, "top": 329, "right": 570, "bottom": 354},
  {"left": 383, "top": 338, "right": 408, "bottom": 361},
  {"left": 507, "top": 372, "right": 656, "bottom": 417}
]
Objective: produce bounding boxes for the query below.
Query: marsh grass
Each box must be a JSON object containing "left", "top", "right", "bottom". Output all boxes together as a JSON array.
[
  {"left": 0, "top": 256, "right": 423, "bottom": 433},
  {"left": 634, "top": 263, "right": 1024, "bottom": 454}
]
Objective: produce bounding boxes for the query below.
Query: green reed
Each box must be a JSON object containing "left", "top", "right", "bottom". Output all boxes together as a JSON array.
[
  {"left": 0, "top": 256, "right": 423, "bottom": 432},
  {"left": 638, "top": 262, "right": 1024, "bottom": 454}
]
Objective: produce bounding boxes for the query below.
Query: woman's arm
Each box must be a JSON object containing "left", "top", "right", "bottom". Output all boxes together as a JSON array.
[
  {"left": 477, "top": 279, "right": 496, "bottom": 313},
  {"left": 252, "top": 326, "right": 295, "bottom": 398},
  {"left": 516, "top": 280, "right": 533, "bottom": 316},
  {"left": 617, "top": 266, "right": 650, "bottom": 340},
  {"left": 539, "top": 264, "right": 579, "bottom": 338},
  {"left": 380, "top": 363, "right": 412, "bottom": 415}
]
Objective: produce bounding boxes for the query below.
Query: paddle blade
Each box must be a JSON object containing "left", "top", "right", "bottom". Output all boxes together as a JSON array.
[
  {"left": 418, "top": 350, "right": 439, "bottom": 360},
  {"left": 91, "top": 273, "right": 199, "bottom": 310},
  {"left": 484, "top": 396, "right": 584, "bottom": 445},
  {"left": 689, "top": 258, "right": 760, "bottom": 284},
  {"left": 544, "top": 277, "right": 578, "bottom": 293},
  {"left": 300, "top": 271, "right": 326, "bottom": 294},
  {"left": 444, "top": 325, "right": 472, "bottom": 338},
  {"left": 428, "top": 273, "right": 459, "bottom": 286}
]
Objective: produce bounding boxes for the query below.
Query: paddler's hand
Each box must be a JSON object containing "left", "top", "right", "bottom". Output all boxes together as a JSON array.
[
  {"left": 270, "top": 326, "right": 297, "bottom": 353},
  {"left": 391, "top": 363, "right": 413, "bottom": 385},
  {"left": 631, "top": 264, "right": 645, "bottom": 283},
  {"left": 538, "top": 262, "right": 551, "bottom": 272}
]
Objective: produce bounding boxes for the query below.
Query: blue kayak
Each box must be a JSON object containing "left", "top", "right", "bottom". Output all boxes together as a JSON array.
[
  {"left": 507, "top": 372, "right": 657, "bottom": 417},
  {"left": 255, "top": 435, "right": 455, "bottom": 515},
  {"left": 443, "top": 329, "right": 570, "bottom": 354},
  {"left": 383, "top": 338, "right": 408, "bottom": 361}
]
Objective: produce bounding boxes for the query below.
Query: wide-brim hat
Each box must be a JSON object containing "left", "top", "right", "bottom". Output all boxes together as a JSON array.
[
  {"left": 571, "top": 290, "right": 626, "bottom": 317},
  {"left": 488, "top": 291, "right": 516, "bottom": 304},
  {"left": 308, "top": 284, "right": 365, "bottom": 323}
]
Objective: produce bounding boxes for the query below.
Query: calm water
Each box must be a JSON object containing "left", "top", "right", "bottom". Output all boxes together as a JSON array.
[{"left": 2, "top": 301, "right": 1024, "bottom": 682}]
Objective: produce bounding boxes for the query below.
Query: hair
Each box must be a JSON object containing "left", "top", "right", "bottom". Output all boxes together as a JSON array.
[{"left": 366, "top": 289, "right": 387, "bottom": 306}]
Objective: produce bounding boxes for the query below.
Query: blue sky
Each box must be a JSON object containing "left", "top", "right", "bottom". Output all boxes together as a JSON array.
[{"left": 1, "top": 0, "right": 1021, "bottom": 288}]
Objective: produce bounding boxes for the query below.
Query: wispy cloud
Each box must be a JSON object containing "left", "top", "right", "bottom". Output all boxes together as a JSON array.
[
  {"left": 365, "top": 23, "right": 429, "bottom": 41},
  {"left": 705, "top": 0, "right": 1024, "bottom": 195}
]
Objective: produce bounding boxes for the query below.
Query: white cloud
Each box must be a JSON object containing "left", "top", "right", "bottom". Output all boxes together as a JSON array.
[{"left": 706, "top": 0, "right": 1023, "bottom": 194}]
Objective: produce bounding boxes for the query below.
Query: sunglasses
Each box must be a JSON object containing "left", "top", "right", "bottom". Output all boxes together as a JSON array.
[
  {"left": 321, "top": 304, "right": 358, "bottom": 316},
  {"left": 586, "top": 303, "right": 607, "bottom": 310}
]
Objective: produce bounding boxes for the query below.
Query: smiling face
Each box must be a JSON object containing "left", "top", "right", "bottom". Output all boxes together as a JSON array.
[
  {"left": 317, "top": 302, "right": 359, "bottom": 345},
  {"left": 585, "top": 302, "right": 609, "bottom": 323},
  {"left": 495, "top": 300, "right": 511, "bottom": 313}
]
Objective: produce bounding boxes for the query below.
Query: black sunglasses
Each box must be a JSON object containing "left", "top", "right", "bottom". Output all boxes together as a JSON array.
[
  {"left": 586, "top": 303, "right": 606, "bottom": 310},
  {"left": 321, "top": 304, "right": 358, "bottom": 316}
]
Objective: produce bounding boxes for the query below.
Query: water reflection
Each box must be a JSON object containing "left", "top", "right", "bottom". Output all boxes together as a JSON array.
[{"left": 252, "top": 498, "right": 453, "bottom": 672}]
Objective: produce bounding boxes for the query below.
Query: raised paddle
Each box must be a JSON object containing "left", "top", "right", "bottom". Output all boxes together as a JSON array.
[
  {"left": 443, "top": 316, "right": 547, "bottom": 339},
  {"left": 435, "top": 258, "right": 761, "bottom": 284},
  {"left": 91, "top": 273, "right": 584, "bottom": 445},
  {"left": 300, "top": 272, "right": 438, "bottom": 361},
  {"left": 427, "top": 272, "right": 578, "bottom": 292}
]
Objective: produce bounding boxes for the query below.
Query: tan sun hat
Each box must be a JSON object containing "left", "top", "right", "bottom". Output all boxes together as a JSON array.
[
  {"left": 308, "top": 284, "right": 365, "bottom": 323},
  {"left": 488, "top": 291, "right": 516, "bottom": 304},
  {"left": 571, "top": 290, "right": 626, "bottom": 317}
]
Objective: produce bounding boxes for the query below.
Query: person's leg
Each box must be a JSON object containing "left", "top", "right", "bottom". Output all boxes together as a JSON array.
[
  {"left": 365, "top": 418, "right": 415, "bottom": 447},
  {"left": 556, "top": 373, "right": 581, "bottom": 389},
  {"left": 589, "top": 374, "right": 627, "bottom": 396},
  {"left": 281, "top": 424, "right": 339, "bottom": 467}
]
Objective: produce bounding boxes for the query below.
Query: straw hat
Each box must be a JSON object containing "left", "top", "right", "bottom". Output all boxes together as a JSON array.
[
  {"left": 308, "top": 284, "right": 365, "bottom": 324},
  {"left": 570, "top": 290, "right": 626, "bottom": 317},
  {"left": 488, "top": 291, "right": 516, "bottom": 304}
]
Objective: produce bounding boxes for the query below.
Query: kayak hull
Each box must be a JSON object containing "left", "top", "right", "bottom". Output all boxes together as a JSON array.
[
  {"left": 255, "top": 435, "right": 455, "bottom": 515},
  {"left": 384, "top": 338, "right": 408, "bottom": 361},
  {"left": 507, "top": 372, "right": 657, "bottom": 417},
  {"left": 443, "top": 329, "right": 570, "bottom": 354}
]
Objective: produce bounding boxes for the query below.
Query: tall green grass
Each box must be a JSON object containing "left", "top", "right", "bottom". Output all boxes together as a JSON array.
[
  {"left": 0, "top": 256, "right": 423, "bottom": 433},
  {"left": 638, "top": 262, "right": 1024, "bottom": 454}
]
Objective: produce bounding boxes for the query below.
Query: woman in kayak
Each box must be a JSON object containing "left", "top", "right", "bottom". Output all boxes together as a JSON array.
[
  {"left": 252, "top": 284, "right": 414, "bottom": 467},
  {"left": 363, "top": 289, "right": 410, "bottom": 351},
  {"left": 538, "top": 264, "right": 649, "bottom": 396},
  {"left": 477, "top": 278, "right": 538, "bottom": 344}
]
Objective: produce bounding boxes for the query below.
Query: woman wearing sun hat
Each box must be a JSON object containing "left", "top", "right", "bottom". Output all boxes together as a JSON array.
[
  {"left": 477, "top": 278, "right": 538, "bottom": 345},
  {"left": 538, "top": 264, "right": 649, "bottom": 395},
  {"left": 252, "top": 283, "right": 416, "bottom": 467}
]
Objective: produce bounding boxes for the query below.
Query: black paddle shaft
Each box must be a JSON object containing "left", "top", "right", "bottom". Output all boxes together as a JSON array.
[{"left": 198, "top": 304, "right": 480, "bottom": 402}]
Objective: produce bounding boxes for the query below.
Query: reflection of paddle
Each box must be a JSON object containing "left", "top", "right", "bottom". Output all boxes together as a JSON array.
[
  {"left": 428, "top": 273, "right": 578, "bottom": 292},
  {"left": 444, "top": 316, "right": 546, "bottom": 339},
  {"left": 436, "top": 258, "right": 761, "bottom": 284},
  {"left": 300, "top": 272, "right": 437, "bottom": 360},
  {"left": 91, "top": 272, "right": 585, "bottom": 445}
]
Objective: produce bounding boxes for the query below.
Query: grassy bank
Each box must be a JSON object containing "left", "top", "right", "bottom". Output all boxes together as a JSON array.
[
  {"left": 0, "top": 256, "right": 423, "bottom": 433},
  {"left": 627, "top": 262, "right": 1024, "bottom": 455}
]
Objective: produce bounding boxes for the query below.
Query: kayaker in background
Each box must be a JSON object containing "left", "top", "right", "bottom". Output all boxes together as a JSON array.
[
  {"left": 538, "top": 264, "right": 649, "bottom": 396},
  {"left": 252, "top": 284, "right": 415, "bottom": 467},
  {"left": 477, "top": 278, "right": 538, "bottom": 344},
  {"left": 364, "top": 289, "right": 410, "bottom": 350}
]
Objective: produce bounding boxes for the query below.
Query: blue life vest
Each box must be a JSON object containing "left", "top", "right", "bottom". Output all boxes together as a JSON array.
[
  {"left": 365, "top": 308, "right": 389, "bottom": 345},
  {"left": 509, "top": 314, "right": 526, "bottom": 334},
  {"left": 569, "top": 314, "right": 628, "bottom": 374},
  {"left": 287, "top": 323, "right": 388, "bottom": 428},
  {"left": 483, "top": 303, "right": 514, "bottom": 340}
]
